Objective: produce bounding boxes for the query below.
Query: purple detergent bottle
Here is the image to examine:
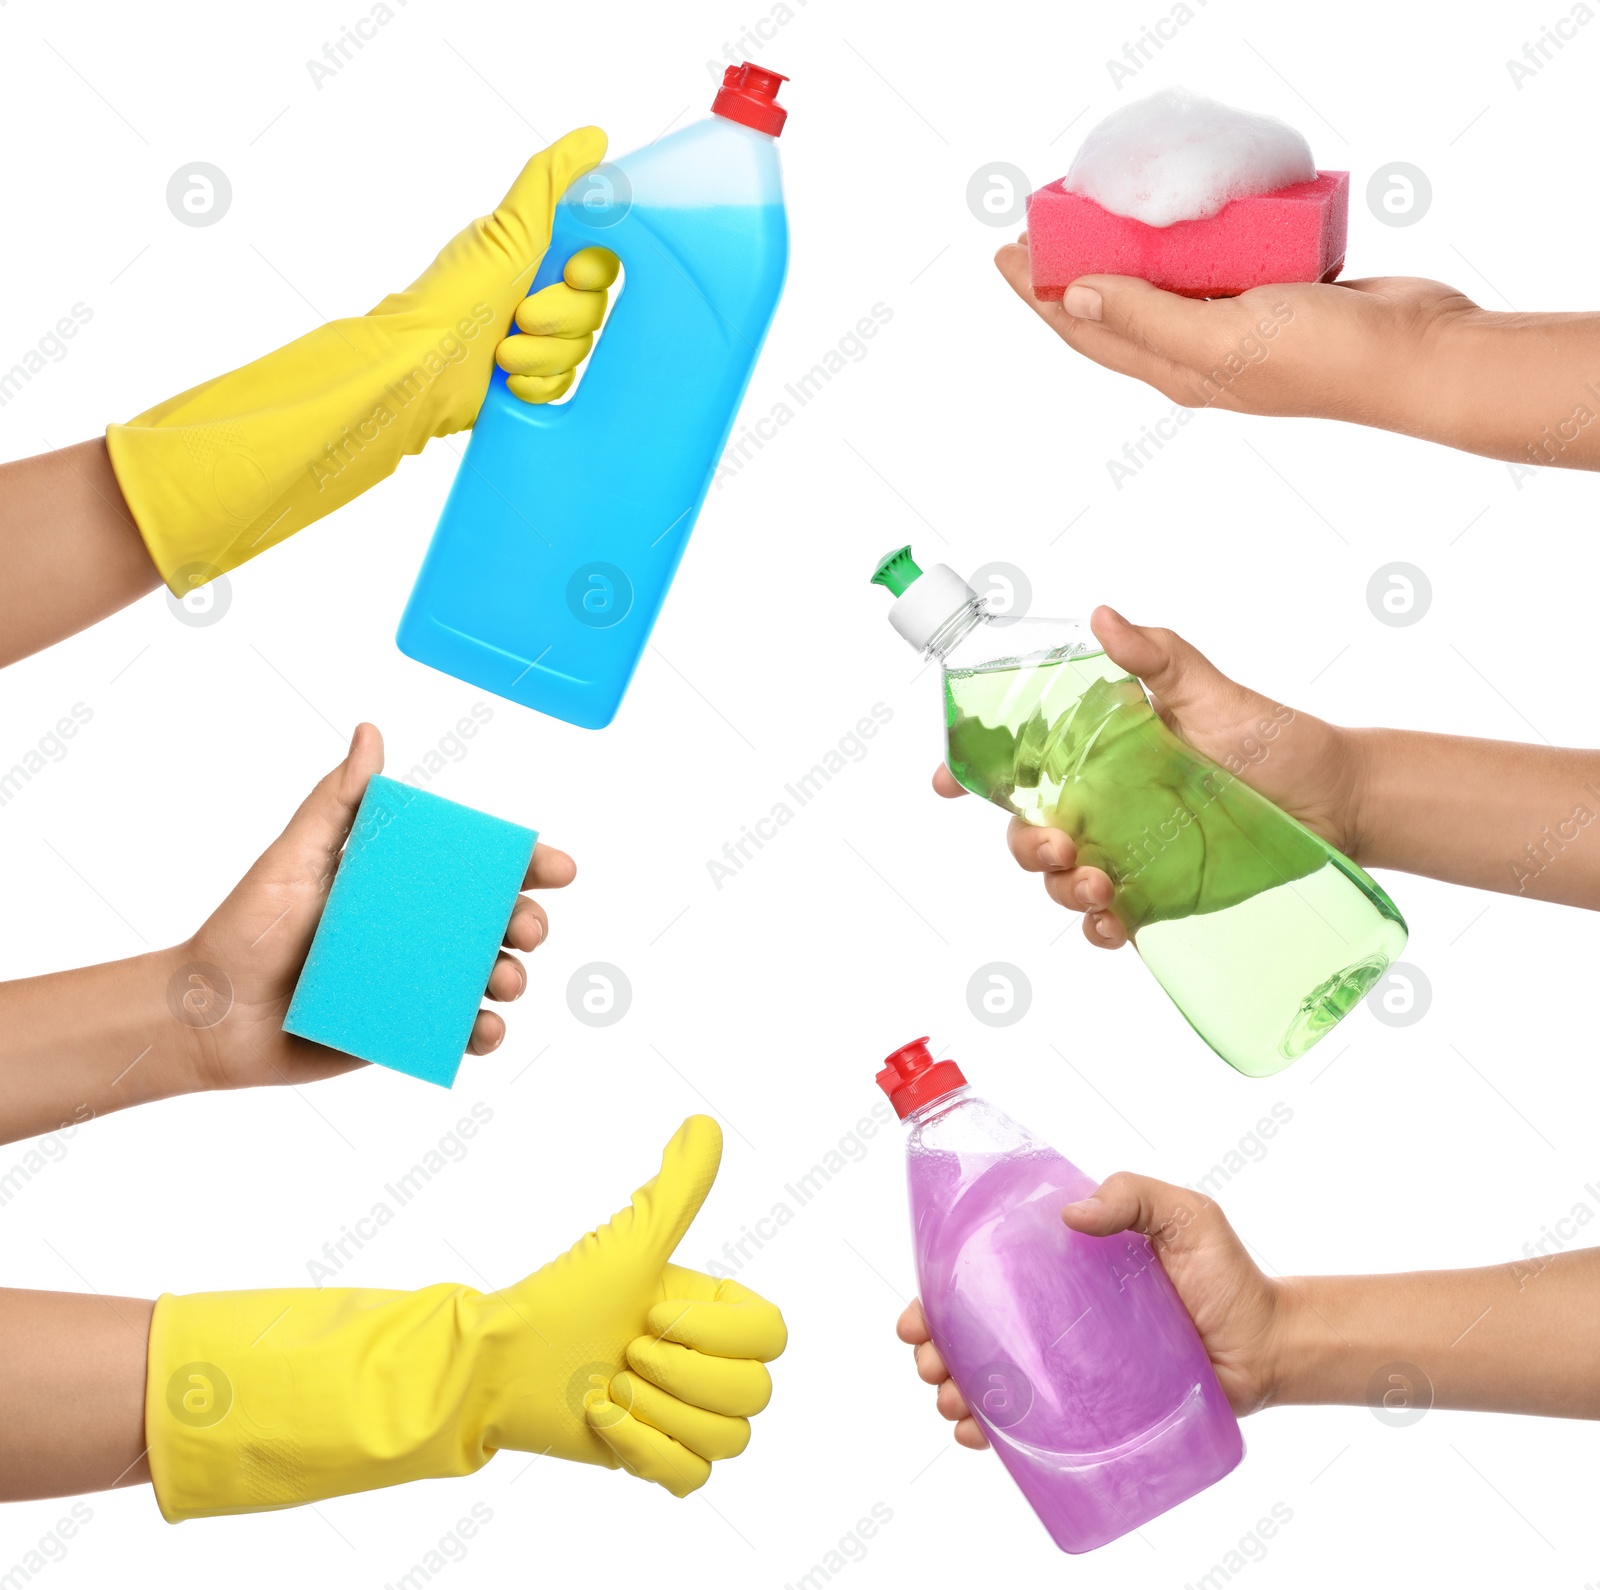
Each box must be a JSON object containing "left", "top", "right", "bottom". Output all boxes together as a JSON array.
[{"left": 879, "top": 1038, "right": 1243, "bottom": 1552}]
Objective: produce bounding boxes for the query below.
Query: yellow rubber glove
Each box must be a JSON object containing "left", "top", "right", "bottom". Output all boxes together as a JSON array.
[
  {"left": 501, "top": 245, "right": 619, "bottom": 403},
  {"left": 144, "top": 1117, "right": 785, "bottom": 1521},
  {"left": 106, "top": 130, "right": 618, "bottom": 595}
]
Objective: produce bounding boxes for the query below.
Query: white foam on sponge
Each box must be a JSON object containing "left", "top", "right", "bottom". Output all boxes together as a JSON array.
[{"left": 1064, "top": 86, "right": 1314, "bottom": 228}]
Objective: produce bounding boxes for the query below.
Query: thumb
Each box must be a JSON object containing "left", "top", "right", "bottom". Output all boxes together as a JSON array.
[
  {"left": 265, "top": 723, "right": 384, "bottom": 887},
  {"left": 1063, "top": 1170, "right": 1207, "bottom": 1249},
  {"left": 1091, "top": 606, "right": 1237, "bottom": 719},
  {"left": 1066, "top": 274, "right": 1225, "bottom": 373},
  {"left": 483, "top": 126, "right": 608, "bottom": 284},
  {"left": 605, "top": 1116, "right": 723, "bottom": 1272}
]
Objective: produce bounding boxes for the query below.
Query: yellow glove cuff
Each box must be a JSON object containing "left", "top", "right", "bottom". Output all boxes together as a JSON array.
[{"left": 145, "top": 1283, "right": 496, "bottom": 1522}]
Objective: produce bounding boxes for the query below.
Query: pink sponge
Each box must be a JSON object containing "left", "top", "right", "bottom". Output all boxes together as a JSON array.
[{"left": 1026, "top": 171, "right": 1348, "bottom": 301}]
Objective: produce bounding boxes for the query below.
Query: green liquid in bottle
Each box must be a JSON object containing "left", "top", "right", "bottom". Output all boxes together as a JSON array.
[{"left": 945, "top": 649, "right": 1407, "bottom": 1077}]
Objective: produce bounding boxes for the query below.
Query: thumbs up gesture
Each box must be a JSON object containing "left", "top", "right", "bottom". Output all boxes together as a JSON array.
[
  {"left": 145, "top": 1116, "right": 787, "bottom": 1519},
  {"left": 487, "top": 1114, "right": 787, "bottom": 1495}
]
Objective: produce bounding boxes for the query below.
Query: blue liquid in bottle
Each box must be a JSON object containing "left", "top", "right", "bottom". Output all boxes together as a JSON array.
[{"left": 397, "top": 65, "right": 791, "bottom": 729}]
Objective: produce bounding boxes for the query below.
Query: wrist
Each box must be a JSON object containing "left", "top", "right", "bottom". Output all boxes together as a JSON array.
[
  {"left": 1380, "top": 298, "right": 1486, "bottom": 448},
  {"left": 1413, "top": 306, "right": 1538, "bottom": 458},
  {"left": 122, "top": 944, "right": 218, "bottom": 1104},
  {"left": 1265, "top": 1274, "right": 1386, "bottom": 1409},
  {"left": 1261, "top": 1276, "right": 1329, "bottom": 1408},
  {"left": 1335, "top": 725, "right": 1389, "bottom": 867},
  {"left": 158, "top": 939, "right": 239, "bottom": 1095}
]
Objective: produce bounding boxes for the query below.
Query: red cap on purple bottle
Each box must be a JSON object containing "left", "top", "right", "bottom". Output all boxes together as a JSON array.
[
  {"left": 876, "top": 1037, "right": 967, "bottom": 1120},
  {"left": 712, "top": 62, "right": 789, "bottom": 136}
]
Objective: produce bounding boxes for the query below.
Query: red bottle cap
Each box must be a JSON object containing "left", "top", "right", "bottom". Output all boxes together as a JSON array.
[
  {"left": 712, "top": 62, "right": 789, "bottom": 136},
  {"left": 876, "top": 1037, "right": 967, "bottom": 1120}
]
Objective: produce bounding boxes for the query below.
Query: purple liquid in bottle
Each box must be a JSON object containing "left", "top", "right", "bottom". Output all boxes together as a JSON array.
[{"left": 880, "top": 1039, "right": 1242, "bottom": 1553}]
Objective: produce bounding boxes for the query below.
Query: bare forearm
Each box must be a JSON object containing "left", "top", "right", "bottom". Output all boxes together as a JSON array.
[
  {"left": 1272, "top": 1251, "right": 1600, "bottom": 1418},
  {"left": 1349, "top": 727, "right": 1600, "bottom": 904},
  {"left": 0, "top": 1289, "right": 152, "bottom": 1500},
  {"left": 1424, "top": 313, "right": 1600, "bottom": 469},
  {"left": 0, "top": 949, "right": 203, "bottom": 1146},
  {"left": 0, "top": 439, "right": 159, "bottom": 667}
]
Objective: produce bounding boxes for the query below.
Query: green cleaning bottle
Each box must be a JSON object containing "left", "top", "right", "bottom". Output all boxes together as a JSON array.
[{"left": 872, "top": 547, "right": 1407, "bottom": 1078}]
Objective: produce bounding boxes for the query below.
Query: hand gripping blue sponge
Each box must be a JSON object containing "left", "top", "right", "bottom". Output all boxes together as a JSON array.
[{"left": 283, "top": 774, "right": 536, "bottom": 1087}]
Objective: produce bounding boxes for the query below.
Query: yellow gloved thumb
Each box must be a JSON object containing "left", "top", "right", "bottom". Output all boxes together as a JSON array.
[
  {"left": 561, "top": 1117, "right": 742, "bottom": 1496},
  {"left": 468, "top": 127, "right": 608, "bottom": 286},
  {"left": 493, "top": 1114, "right": 736, "bottom": 1499},
  {"left": 586, "top": 1112, "right": 722, "bottom": 1274}
]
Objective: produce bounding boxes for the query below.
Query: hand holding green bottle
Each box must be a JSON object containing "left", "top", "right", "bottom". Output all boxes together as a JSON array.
[
  {"left": 937, "top": 606, "right": 1365, "bottom": 946},
  {"left": 871, "top": 550, "right": 1407, "bottom": 1074}
]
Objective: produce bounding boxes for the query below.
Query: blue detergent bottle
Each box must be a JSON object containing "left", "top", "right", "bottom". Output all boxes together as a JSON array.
[{"left": 397, "top": 63, "right": 791, "bottom": 729}]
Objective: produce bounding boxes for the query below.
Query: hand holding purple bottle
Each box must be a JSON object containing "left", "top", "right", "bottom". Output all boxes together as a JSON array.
[
  {"left": 878, "top": 1040, "right": 1243, "bottom": 1553},
  {"left": 900, "top": 1166, "right": 1600, "bottom": 1449},
  {"left": 897, "top": 1169, "right": 1284, "bottom": 1453}
]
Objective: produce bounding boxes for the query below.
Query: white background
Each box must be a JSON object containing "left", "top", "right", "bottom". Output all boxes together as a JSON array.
[{"left": 2, "top": 0, "right": 1597, "bottom": 1585}]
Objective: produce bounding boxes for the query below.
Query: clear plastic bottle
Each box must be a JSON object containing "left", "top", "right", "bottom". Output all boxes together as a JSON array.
[
  {"left": 398, "top": 63, "right": 791, "bottom": 729},
  {"left": 879, "top": 1038, "right": 1242, "bottom": 1553},
  {"left": 872, "top": 547, "right": 1407, "bottom": 1077}
]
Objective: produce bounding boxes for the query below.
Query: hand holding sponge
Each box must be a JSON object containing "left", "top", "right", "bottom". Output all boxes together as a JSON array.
[{"left": 283, "top": 773, "right": 538, "bottom": 1088}]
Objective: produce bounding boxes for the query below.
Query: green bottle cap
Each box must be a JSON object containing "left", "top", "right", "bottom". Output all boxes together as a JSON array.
[{"left": 871, "top": 545, "right": 923, "bottom": 597}]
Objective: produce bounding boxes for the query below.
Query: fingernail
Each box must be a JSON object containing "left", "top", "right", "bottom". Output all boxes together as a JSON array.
[
  {"left": 1075, "top": 881, "right": 1095, "bottom": 908},
  {"left": 1065, "top": 1195, "right": 1102, "bottom": 1217},
  {"left": 1063, "top": 285, "right": 1103, "bottom": 321},
  {"left": 1096, "top": 916, "right": 1117, "bottom": 938}
]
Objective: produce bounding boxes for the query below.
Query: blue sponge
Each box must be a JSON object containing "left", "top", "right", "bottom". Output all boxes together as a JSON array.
[{"left": 284, "top": 775, "right": 536, "bottom": 1087}]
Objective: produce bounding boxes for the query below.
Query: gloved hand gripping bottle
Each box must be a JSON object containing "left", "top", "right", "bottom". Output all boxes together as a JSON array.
[
  {"left": 872, "top": 548, "right": 1407, "bottom": 1077},
  {"left": 879, "top": 1039, "right": 1243, "bottom": 1553},
  {"left": 398, "top": 64, "right": 792, "bottom": 729}
]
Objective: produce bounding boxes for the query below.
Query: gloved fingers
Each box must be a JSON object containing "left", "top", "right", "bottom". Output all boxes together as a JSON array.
[
  {"left": 625, "top": 1335, "right": 772, "bottom": 1417},
  {"left": 496, "top": 331, "right": 594, "bottom": 378},
  {"left": 486, "top": 128, "right": 608, "bottom": 275},
  {"left": 507, "top": 371, "right": 576, "bottom": 405},
  {"left": 609, "top": 1370, "right": 751, "bottom": 1462},
  {"left": 659, "top": 1263, "right": 723, "bottom": 1302},
  {"left": 647, "top": 1277, "right": 788, "bottom": 1361},
  {"left": 584, "top": 1388, "right": 711, "bottom": 1498},
  {"left": 515, "top": 281, "right": 609, "bottom": 338},
  {"left": 601, "top": 1116, "right": 723, "bottom": 1272},
  {"left": 565, "top": 246, "right": 621, "bottom": 292}
]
